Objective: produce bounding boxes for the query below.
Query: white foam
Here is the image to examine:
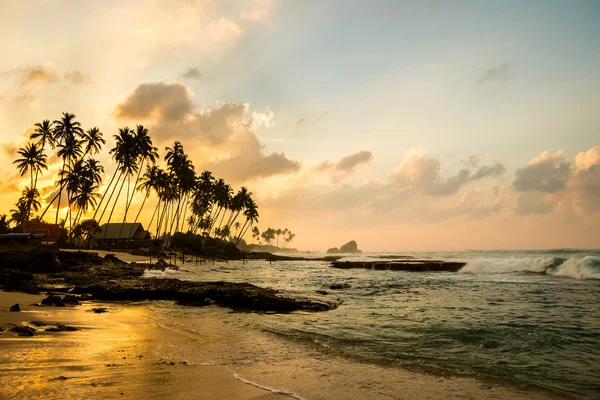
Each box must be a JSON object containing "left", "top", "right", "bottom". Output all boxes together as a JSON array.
[
  {"left": 232, "top": 373, "right": 306, "bottom": 400},
  {"left": 142, "top": 267, "right": 180, "bottom": 278},
  {"left": 459, "top": 255, "right": 600, "bottom": 280},
  {"left": 459, "top": 256, "right": 554, "bottom": 274},
  {"left": 549, "top": 256, "right": 600, "bottom": 280}
]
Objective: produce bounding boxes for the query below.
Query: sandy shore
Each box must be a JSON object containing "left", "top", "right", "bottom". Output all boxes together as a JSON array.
[
  {"left": 0, "top": 290, "right": 289, "bottom": 400},
  {"left": 0, "top": 289, "right": 561, "bottom": 400}
]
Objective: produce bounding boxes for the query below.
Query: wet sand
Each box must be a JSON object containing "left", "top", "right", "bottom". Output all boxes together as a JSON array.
[
  {"left": 0, "top": 291, "right": 289, "bottom": 399},
  {"left": 0, "top": 290, "right": 560, "bottom": 400}
]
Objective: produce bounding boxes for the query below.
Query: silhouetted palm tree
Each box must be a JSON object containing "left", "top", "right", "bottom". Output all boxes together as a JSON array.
[
  {"left": 119, "top": 125, "right": 158, "bottom": 242},
  {"left": 53, "top": 112, "right": 84, "bottom": 225},
  {"left": 81, "top": 127, "right": 105, "bottom": 157},
  {"left": 30, "top": 120, "right": 55, "bottom": 150},
  {"left": 13, "top": 143, "right": 47, "bottom": 230}
]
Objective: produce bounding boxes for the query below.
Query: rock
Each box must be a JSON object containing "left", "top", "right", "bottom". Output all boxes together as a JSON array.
[
  {"left": 41, "top": 295, "right": 65, "bottom": 307},
  {"left": 339, "top": 240, "right": 359, "bottom": 253},
  {"left": 61, "top": 295, "right": 80, "bottom": 305},
  {"left": 9, "top": 303, "right": 20, "bottom": 312},
  {"left": 19, "top": 280, "right": 39, "bottom": 294},
  {"left": 30, "top": 320, "right": 47, "bottom": 327},
  {"left": 330, "top": 260, "right": 466, "bottom": 272},
  {"left": 326, "top": 247, "right": 340, "bottom": 254},
  {"left": 330, "top": 284, "right": 351, "bottom": 290},
  {"left": 315, "top": 290, "right": 328, "bottom": 295},
  {"left": 10, "top": 326, "right": 36, "bottom": 336},
  {"left": 45, "top": 324, "right": 77, "bottom": 332},
  {"left": 91, "top": 308, "right": 108, "bottom": 314}
]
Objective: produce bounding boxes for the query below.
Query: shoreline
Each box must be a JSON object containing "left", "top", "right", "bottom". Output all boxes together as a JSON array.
[
  {"left": 0, "top": 246, "right": 567, "bottom": 399},
  {"left": 0, "top": 290, "right": 291, "bottom": 399}
]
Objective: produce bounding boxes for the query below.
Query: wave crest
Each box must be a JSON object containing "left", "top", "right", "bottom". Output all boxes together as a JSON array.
[{"left": 460, "top": 256, "right": 600, "bottom": 280}]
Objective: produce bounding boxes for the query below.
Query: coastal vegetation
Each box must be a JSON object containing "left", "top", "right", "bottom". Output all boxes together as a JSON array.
[{"left": 2, "top": 112, "right": 262, "bottom": 250}]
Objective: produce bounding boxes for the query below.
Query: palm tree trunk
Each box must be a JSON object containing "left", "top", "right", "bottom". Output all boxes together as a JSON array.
[
  {"left": 55, "top": 158, "right": 67, "bottom": 225},
  {"left": 93, "top": 165, "right": 120, "bottom": 221},
  {"left": 128, "top": 189, "right": 149, "bottom": 238},
  {"left": 101, "top": 173, "right": 127, "bottom": 245},
  {"left": 117, "top": 173, "right": 133, "bottom": 246},
  {"left": 97, "top": 170, "right": 123, "bottom": 224}
]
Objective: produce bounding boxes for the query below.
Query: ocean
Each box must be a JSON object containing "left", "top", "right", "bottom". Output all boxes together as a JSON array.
[{"left": 143, "top": 250, "right": 600, "bottom": 399}]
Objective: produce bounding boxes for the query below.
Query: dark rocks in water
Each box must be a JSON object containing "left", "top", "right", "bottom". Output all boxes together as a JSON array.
[
  {"left": 330, "top": 260, "right": 466, "bottom": 272},
  {"left": 41, "top": 295, "right": 65, "bottom": 307},
  {"left": 45, "top": 324, "right": 77, "bottom": 332},
  {"left": 1, "top": 245, "right": 338, "bottom": 314},
  {"left": 10, "top": 325, "right": 36, "bottom": 336},
  {"left": 91, "top": 308, "right": 108, "bottom": 314},
  {"left": 330, "top": 283, "right": 351, "bottom": 290},
  {"left": 9, "top": 303, "right": 20, "bottom": 312},
  {"left": 327, "top": 240, "right": 361, "bottom": 254},
  {"left": 30, "top": 320, "right": 47, "bottom": 327},
  {"left": 315, "top": 290, "right": 328, "bottom": 295},
  {"left": 19, "top": 280, "right": 39, "bottom": 294},
  {"left": 61, "top": 295, "right": 80, "bottom": 305}
]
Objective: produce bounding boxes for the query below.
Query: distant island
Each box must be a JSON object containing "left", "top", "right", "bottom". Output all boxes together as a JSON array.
[{"left": 327, "top": 240, "right": 361, "bottom": 254}]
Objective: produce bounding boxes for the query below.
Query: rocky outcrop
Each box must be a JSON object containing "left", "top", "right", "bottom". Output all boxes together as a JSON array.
[
  {"left": 327, "top": 240, "right": 360, "bottom": 254},
  {"left": 9, "top": 303, "right": 20, "bottom": 312},
  {"left": 340, "top": 241, "right": 359, "bottom": 253},
  {"left": 331, "top": 260, "right": 466, "bottom": 272},
  {"left": 0, "top": 245, "right": 337, "bottom": 313}
]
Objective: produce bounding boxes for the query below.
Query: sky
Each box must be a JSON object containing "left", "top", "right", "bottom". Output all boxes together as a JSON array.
[{"left": 0, "top": 0, "right": 599, "bottom": 251}]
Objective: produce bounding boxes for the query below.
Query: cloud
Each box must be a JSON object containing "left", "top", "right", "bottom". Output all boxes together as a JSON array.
[
  {"left": 515, "top": 191, "right": 555, "bottom": 215},
  {"left": 0, "top": 142, "right": 19, "bottom": 157},
  {"left": 1, "top": 62, "right": 59, "bottom": 86},
  {"left": 391, "top": 148, "right": 470, "bottom": 196},
  {"left": 336, "top": 150, "right": 373, "bottom": 172},
  {"left": 12, "top": 91, "right": 38, "bottom": 104},
  {"left": 477, "top": 63, "right": 515, "bottom": 85},
  {"left": 470, "top": 162, "right": 506, "bottom": 181},
  {"left": 64, "top": 70, "right": 92, "bottom": 85},
  {"left": 570, "top": 146, "right": 600, "bottom": 212},
  {"left": 114, "top": 82, "right": 194, "bottom": 121},
  {"left": 0, "top": 171, "right": 22, "bottom": 192},
  {"left": 114, "top": 81, "right": 301, "bottom": 182},
  {"left": 242, "top": 0, "right": 278, "bottom": 25},
  {"left": 179, "top": 67, "right": 203, "bottom": 80},
  {"left": 513, "top": 150, "right": 571, "bottom": 193}
]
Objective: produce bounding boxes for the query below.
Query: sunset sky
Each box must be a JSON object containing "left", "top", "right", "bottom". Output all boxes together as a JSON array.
[{"left": 0, "top": 0, "right": 599, "bottom": 251}]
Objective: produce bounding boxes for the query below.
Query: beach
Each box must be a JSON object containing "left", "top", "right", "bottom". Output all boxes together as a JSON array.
[
  {"left": 0, "top": 286, "right": 564, "bottom": 400},
  {"left": 0, "top": 291, "right": 290, "bottom": 400}
]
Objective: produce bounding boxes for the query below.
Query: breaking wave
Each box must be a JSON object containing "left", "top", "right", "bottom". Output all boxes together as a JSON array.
[
  {"left": 460, "top": 255, "right": 600, "bottom": 280},
  {"left": 142, "top": 267, "right": 180, "bottom": 278}
]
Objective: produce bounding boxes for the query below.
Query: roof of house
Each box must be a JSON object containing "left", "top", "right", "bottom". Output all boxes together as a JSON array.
[{"left": 95, "top": 223, "right": 149, "bottom": 240}]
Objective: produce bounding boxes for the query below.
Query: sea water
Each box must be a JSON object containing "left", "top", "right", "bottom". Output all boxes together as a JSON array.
[{"left": 143, "top": 250, "right": 600, "bottom": 398}]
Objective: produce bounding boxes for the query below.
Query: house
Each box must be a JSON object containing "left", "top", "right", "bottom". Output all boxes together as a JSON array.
[
  {"left": 25, "top": 222, "right": 61, "bottom": 242},
  {"left": 0, "top": 233, "right": 45, "bottom": 245},
  {"left": 94, "top": 223, "right": 151, "bottom": 248}
]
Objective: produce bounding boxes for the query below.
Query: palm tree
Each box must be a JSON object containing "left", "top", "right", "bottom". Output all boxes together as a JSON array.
[
  {"left": 53, "top": 113, "right": 84, "bottom": 225},
  {"left": 9, "top": 201, "right": 29, "bottom": 229},
  {"left": 30, "top": 120, "right": 55, "bottom": 150},
  {"left": 119, "top": 125, "right": 158, "bottom": 242},
  {"left": 236, "top": 198, "right": 259, "bottom": 245},
  {"left": 13, "top": 143, "right": 47, "bottom": 230},
  {"left": 127, "top": 164, "right": 162, "bottom": 239},
  {"left": 251, "top": 226, "right": 259, "bottom": 245},
  {"left": 81, "top": 127, "right": 105, "bottom": 157},
  {"left": 0, "top": 214, "right": 11, "bottom": 233},
  {"left": 100, "top": 127, "right": 138, "bottom": 244}
]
